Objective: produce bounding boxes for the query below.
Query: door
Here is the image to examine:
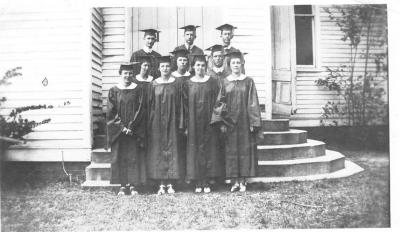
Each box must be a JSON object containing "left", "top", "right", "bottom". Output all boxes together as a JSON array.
[{"left": 271, "top": 6, "right": 297, "bottom": 117}]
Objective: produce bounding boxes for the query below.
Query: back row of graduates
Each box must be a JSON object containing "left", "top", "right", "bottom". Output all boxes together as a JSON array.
[{"left": 107, "top": 24, "right": 263, "bottom": 196}]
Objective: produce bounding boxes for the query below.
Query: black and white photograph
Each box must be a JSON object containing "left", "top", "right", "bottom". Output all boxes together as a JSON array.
[{"left": 0, "top": 0, "right": 397, "bottom": 230}]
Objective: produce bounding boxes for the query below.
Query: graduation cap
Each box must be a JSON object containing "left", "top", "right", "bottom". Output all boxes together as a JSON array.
[
  {"left": 179, "top": 25, "right": 200, "bottom": 32},
  {"left": 156, "top": 55, "right": 172, "bottom": 64},
  {"left": 140, "top": 28, "right": 161, "bottom": 41},
  {"left": 119, "top": 62, "right": 140, "bottom": 74},
  {"left": 216, "top": 24, "right": 237, "bottom": 31},
  {"left": 170, "top": 48, "right": 190, "bottom": 58},
  {"left": 206, "top": 44, "right": 224, "bottom": 54}
]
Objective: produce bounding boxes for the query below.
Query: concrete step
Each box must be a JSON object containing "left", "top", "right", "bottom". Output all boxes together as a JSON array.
[
  {"left": 93, "top": 135, "right": 106, "bottom": 149},
  {"left": 260, "top": 129, "right": 307, "bottom": 145},
  {"left": 85, "top": 163, "right": 111, "bottom": 181},
  {"left": 91, "top": 148, "right": 112, "bottom": 163},
  {"left": 257, "top": 139, "right": 326, "bottom": 161},
  {"left": 81, "top": 180, "right": 119, "bottom": 188},
  {"left": 256, "top": 150, "right": 345, "bottom": 177},
  {"left": 262, "top": 119, "right": 289, "bottom": 132}
]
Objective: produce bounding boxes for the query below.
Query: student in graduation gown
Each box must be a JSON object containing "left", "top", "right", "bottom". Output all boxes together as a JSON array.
[
  {"left": 107, "top": 62, "right": 146, "bottom": 196},
  {"left": 183, "top": 54, "right": 224, "bottom": 193},
  {"left": 206, "top": 44, "right": 230, "bottom": 81},
  {"left": 130, "top": 29, "right": 161, "bottom": 78},
  {"left": 211, "top": 51, "right": 262, "bottom": 192},
  {"left": 173, "top": 25, "right": 204, "bottom": 72},
  {"left": 208, "top": 24, "right": 245, "bottom": 74},
  {"left": 170, "top": 48, "right": 191, "bottom": 80},
  {"left": 147, "top": 55, "right": 185, "bottom": 195}
]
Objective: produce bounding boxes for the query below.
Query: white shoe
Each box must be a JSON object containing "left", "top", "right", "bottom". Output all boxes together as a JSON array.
[
  {"left": 239, "top": 183, "right": 246, "bottom": 192},
  {"left": 117, "top": 187, "right": 126, "bottom": 196},
  {"left": 130, "top": 186, "right": 138, "bottom": 195},
  {"left": 203, "top": 187, "right": 211, "bottom": 193},
  {"left": 230, "top": 183, "right": 240, "bottom": 192},
  {"left": 157, "top": 185, "right": 166, "bottom": 195},
  {"left": 167, "top": 184, "right": 175, "bottom": 194},
  {"left": 195, "top": 187, "right": 202, "bottom": 193}
]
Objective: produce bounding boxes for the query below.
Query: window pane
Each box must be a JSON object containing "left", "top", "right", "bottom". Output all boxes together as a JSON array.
[
  {"left": 294, "top": 5, "right": 312, "bottom": 14},
  {"left": 295, "top": 16, "right": 314, "bottom": 65}
]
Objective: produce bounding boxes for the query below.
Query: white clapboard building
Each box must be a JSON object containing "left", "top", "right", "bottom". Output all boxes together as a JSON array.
[{"left": 0, "top": 5, "right": 386, "bottom": 184}]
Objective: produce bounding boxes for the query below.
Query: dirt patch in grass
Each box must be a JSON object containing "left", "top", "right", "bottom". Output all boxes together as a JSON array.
[{"left": 1, "top": 147, "right": 390, "bottom": 231}]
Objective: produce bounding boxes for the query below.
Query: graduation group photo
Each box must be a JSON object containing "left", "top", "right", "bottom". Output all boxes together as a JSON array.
[{"left": 0, "top": 3, "right": 391, "bottom": 230}]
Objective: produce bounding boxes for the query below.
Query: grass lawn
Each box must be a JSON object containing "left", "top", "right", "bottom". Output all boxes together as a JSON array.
[{"left": 1, "top": 145, "right": 390, "bottom": 231}]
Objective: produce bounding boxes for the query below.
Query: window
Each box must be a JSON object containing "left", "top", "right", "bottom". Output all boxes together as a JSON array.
[{"left": 294, "top": 5, "right": 317, "bottom": 67}]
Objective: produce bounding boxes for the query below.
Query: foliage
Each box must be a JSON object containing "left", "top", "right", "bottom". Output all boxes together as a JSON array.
[
  {"left": 0, "top": 67, "right": 51, "bottom": 148},
  {"left": 317, "top": 5, "right": 388, "bottom": 126}
]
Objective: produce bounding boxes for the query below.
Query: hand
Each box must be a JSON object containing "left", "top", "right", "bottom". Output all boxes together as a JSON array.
[
  {"left": 126, "top": 129, "right": 133, "bottom": 136},
  {"left": 122, "top": 127, "right": 128, "bottom": 134},
  {"left": 220, "top": 125, "right": 227, "bottom": 133},
  {"left": 250, "top": 126, "right": 254, "bottom": 132}
]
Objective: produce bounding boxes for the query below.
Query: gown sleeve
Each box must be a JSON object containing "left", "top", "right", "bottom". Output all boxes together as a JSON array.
[
  {"left": 128, "top": 86, "right": 146, "bottom": 140},
  {"left": 247, "top": 78, "right": 262, "bottom": 128},
  {"left": 106, "top": 87, "right": 124, "bottom": 148},
  {"left": 210, "top": 80, "right": 233, "bottom": 127}
]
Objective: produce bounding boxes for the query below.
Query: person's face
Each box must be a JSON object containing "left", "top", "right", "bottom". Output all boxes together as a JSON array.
[
  {"left": 184, "top": 30, "right": 196, "bottom": 46},
  {"left": 120, "top": 70, "right": 133, "bottom": 85},
  {"left": 212, "top": 51, "right": 224, "bottom": 67},
  {"left": 144, "top": 34, "right": 156, "bottom": 48},
  {"left": 193, "top": 60, "right": 206, "bottom": 76},
  {"left": 230, "top": 57, "right": 242, "bottom": 74},
  {"left": 176, "top": 57, "right": 188, "bottom": 71},
  {"left": 221, "top": 30, "right": 233, "bottom": 45},
  {"left": 140, "top": 62, "right": 150, "bottom": 75},
  {"left": 159, "top": 62, "right": 171, "bottom": 76}
]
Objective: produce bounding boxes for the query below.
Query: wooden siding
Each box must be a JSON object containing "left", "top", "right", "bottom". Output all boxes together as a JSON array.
[
  {"left": 91, "top": 8, "right": 104, "bottom": 137},
  {"left": 0, "top": 5, "right": 91, "bottom": 161},
  {"left": 290, "top": 5, "right": 388, "bottom": 127},
  {"left": 101, "top": 7, "right": 126, "bottom": 111}
]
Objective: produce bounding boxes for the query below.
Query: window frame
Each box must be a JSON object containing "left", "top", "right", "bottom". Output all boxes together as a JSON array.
[{"left": 294, "top": 5, "right": 321, "bottom": 71}]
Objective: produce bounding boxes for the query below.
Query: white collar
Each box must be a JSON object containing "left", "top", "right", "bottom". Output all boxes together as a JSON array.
[
  {"left": 116, "top": 82, "right": 137, "bottom": 89},
  {"left": 143, "top": 46, "right": 153, "bottom": 53},
  {"left": 226, "top": 74, "right": 246, "bottom": 81},
  {"left": 172, "top": 71, "right": 191, "bottom": 78},
  {"left": 155, "top": 77, "right": 176, "bottom": 84},
  {"left": 185, "top": 43, "right": 193, "bottom": 50},
  {"left": 223, "top": 44, "right": 232, "bottom": 50},
  {"left": 136, "top": 74, "right": 153, "bottom": 82},
  {"left": 190, "top": 75, "right": 210, "bottom": 83},
  {"left": 213, "top": 66, "right": 224, "bottom": 73}
]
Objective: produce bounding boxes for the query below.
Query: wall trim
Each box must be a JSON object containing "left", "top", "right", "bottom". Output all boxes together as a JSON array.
[{"left": 2, "top": 148, "right": 91, "bottom": 162}]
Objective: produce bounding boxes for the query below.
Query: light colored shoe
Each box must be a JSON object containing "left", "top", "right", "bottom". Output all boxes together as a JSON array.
[
  {"left": 167, "top": 184, "right": 175, "bottom": 194},
  {"left": 203, "top": 187, "right": 211, "bottom": 193},
  {"left": 157, "top": 185, "right": 166, "bottom": 195},
  {"left": 195, "top": 187, "right": 202, "bottom": 193},
  {"left": 130, "top": 186, "right": 138, "bottom": 195},
  {"left": 230, "top": 183, "right": 240, "bottom": 192},
  {"left": 239, "top": 183, "right": 246, "bottom": 192},
  {"left": 117, "top": 187, "right": 126, "bottom": 196}
]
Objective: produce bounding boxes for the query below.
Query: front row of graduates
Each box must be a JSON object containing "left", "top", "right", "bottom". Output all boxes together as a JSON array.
[{"left": 107, "top": 48, "right": 262, "bottom": 195}]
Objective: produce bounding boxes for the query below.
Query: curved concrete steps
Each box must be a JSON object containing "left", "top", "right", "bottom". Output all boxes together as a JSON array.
[
  {"left": 258, "top": 139, "right": 326, "bottom": 161},
  {"left": 261, "top": 129, "right": 307, "bottom": 145}
]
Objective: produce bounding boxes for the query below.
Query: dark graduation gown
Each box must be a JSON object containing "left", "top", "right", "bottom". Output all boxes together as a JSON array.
[
  {"left": 147, "top": 78, "right": 185, "bottom": 180},
  {"left": 107, "top": 85, "right": 146, "bottom": 185},
  {"left": 183, "top": 76, "right": 224, "bottom": 180},
  {"left": 211, "top": 75, "right": 262, "bottom": 178},
  {"left": 130, "top": 49, "right": 161, "bottom": 77}
]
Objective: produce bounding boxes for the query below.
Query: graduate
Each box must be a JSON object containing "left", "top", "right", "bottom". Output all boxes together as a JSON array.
[
  {"left": 147, "top": 55, "right": 185, "bottom": 195},
  {"left": 130, "top": 29, "right": 161, "bottom": 77},
  {"left": 170, "top": 48, "right": 191, "bottom": 80},
  {"left": 107, "top": 62, "right": 146, "bottom": 196},
  {"left": 208, "top": 24, "right": 245, "bottom": 74},
  {"left": 211, "top": 51, "right": 262, "bottom": 192},
  {"left": 183, "top": 54, "right": 224, "bottom": 193},
  {"left": 206, "top": 44, "right": 230, "bottom": 81},
  {"left": 173, "top": 25, "right": 204, "bottom": 72}
]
